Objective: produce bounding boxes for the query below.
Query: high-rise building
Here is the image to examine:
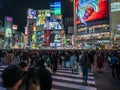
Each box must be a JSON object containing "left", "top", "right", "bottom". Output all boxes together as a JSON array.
[
  {"left": 110, "top": 0, "right": 120, "bottom": 49},
  {"left": 4, "top": 16, "right": 13, "bottom": 49},
  {"left": 76, "top": 0, "right": 109, "bottom": 49}
]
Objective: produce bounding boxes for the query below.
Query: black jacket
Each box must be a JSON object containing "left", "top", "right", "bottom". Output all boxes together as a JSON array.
[{"left": 38, "top": 65, "right": 52, "bottom": 90}]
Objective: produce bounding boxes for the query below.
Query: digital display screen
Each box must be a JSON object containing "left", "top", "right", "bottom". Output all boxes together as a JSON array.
[
  {"left": 50, "top": 31, "right": 61, "bottom": 43},
  {"left": 44, "top": 15, "right": 62, "bottom": 30},
  {"left": 27, "top": 9, "right": 36, "bottom": 19},
  {"left": 76, "top": 0, "right": 109, "bottom": 24},
  {"left": 36, "top": 10, "right": 50, "bottom": 26},
  {"left": 50, "top": 43, "right": 61, "bottom": 47},
  {"left": 50, "top": 2, "right": 61, "bottom": 15}
]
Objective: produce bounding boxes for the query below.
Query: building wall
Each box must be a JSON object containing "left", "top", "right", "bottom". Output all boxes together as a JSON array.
[{"left": 110, "top": 0, "right": 120, "bottom": 49}]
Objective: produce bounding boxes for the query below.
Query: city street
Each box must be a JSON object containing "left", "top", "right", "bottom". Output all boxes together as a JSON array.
[
  {"left": 94, "top": 63, "right": 120, "bottom": 90},
  {"left": 0, "top": 63, "right": 120, "bottom": 90},
  {"left": 0, "top": 64, "right": 96, "bottom": 90},
  {"left": 52, "top": 67, "right": 96, "bottom": 90}
]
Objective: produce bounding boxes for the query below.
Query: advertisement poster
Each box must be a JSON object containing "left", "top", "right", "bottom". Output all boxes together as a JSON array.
[
  {"left": 50, "top": 31, "right": 61, "bottom": 43},
  {"left": 76, "top": 0, "right": 109, "bottom": 24},
  {"left": 5, "top": 28, "right": 12, "bottom": 38},
  {"left": 44, "top": 30, "right": 50, "bottom": 46},
  {"left": 36, "top": 10, "right": 50, "bottom": 26},
  {"left": 37, "top": 31, "right": 44, "bottom": 43},
  {"left": 27, "top": 9, "right": 36, "bottom": 19},
  {"left": 44, "top": 15, "right": 62, "bottom": 30}
]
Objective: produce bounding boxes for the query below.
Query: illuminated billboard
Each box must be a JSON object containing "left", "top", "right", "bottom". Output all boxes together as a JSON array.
[
  {"left": 50, "top": 2, "right": 61, "bottom": 15},
  {"left": 5, "top": 16, "right": 13, "bottom": 22},
  {"left": 44, "top": 30, "right": 50, "bottom": 46},
  {"left": 76, "top": 0, "right": 109, "bottom": 24},
  {"left": 36, "top": 10, "right": 50, "bottom": 26},
  {"left": 12, "top": 25, "right": 17, "bottom": 30},
  {"left": 50, "top": 31, "right": 61, "bottom": 43},
  {"left": 27, "top": 9, "right": 36, "bottom": 19},
  {"left": 37, "top": 31, "right": 44, "bottom": 43},
  {"left": 44, "top": 15, "right": 62, "bottom": 30},
  {"left": 5, "top": 28, "right": 12, "bottom": 37}
]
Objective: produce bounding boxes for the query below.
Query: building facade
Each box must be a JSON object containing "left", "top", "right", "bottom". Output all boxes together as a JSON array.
[{"left": 76, "top": 0, "right": 110, "bottom": 49}]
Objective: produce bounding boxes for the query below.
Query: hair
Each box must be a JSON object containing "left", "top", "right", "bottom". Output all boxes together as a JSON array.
[
  {"left": 39, "top": 58, "right": 45, "bottom": 65},
  {"left": 19, "top": 61, "right": 28, "bottom": 68},
  {"left": 2, "top": 65, "right": 24, "bottom": 88},
  {"left": 83, "top": 53, "right": 88, "bottom": 61},
  {"left": 25, "top": 67, "right": 39, "bottom": 90},
  {"left": 27, "top": 67, "right": 39, "bottom": 84}
]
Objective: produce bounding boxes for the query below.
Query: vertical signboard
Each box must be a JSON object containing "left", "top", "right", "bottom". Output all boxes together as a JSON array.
[
  {"left": 44, "top": 30, "right": 50, "bottom": 46},
  {"left": 4, "top": 16, "right": 13, "bottom": 38},
  {"left": 50, "top": 2, "right": 61, "bottom": 15}
]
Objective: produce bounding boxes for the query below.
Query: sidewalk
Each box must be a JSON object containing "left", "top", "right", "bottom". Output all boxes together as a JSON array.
[{"left": 94, "top": 63, "right": 120, "bottom": 90}]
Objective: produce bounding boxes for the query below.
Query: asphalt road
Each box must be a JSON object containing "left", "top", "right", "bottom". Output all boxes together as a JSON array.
[{"left": 94, "top": 63, "right": 120, "bottom": 90}]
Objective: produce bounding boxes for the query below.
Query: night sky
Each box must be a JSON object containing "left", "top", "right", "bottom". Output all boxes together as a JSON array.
[{"left": 0, "top": 0, "right": 73, "bottom": 32}]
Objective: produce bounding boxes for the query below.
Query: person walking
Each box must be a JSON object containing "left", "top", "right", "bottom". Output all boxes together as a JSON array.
[
  {"left": 2, "top": 65, "right": 25, "bottom": 90},
  {"left": 51, "top": 52, "right": 58, "bottom": 73},
  {"left": 70, "top": 52, "right": 77, "bottom": 73},
  {"left": 110, "top": 53, "right": 119, "bottom": 78},
  {"left": 38, "top": 58, "right": 52, "bottom": 90},
  {"left": 97, "top": 52, "right": 103, "bottom": 72},
  {"left": 81, "top": 53, "right": 91, "bottom": 85}
]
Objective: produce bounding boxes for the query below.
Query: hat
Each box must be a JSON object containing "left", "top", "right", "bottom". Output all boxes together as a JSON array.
[{"left": 2, "top": 65, "right": 24, "bottom": 88}]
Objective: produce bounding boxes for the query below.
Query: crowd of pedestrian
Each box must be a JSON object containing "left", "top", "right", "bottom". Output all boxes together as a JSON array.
[{"left": 0, "top": 49, "right": 120, "bottom": 89}]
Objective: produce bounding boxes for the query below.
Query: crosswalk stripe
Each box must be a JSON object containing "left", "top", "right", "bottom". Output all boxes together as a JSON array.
[
  {"left": 51, "top": 88, "right": 60, "bottom": 90},
  {"left": 0, "top": 65, "right": 8, "bottom": 76},
  {"left": 57, "top": 69, "right": 94, "bottom": 76},
  {"left": 0, "top": 78, "right": 2, "bottom": 82},
  {"left": 53, "top": 72, "right": 94, "bottom": 79},
  {"left": 52, "top": 76, "right": 95, "bottom": 84},
  {"left": 0, "top": 66, "right": 8, "bottom": 68},
  {"left": 53, "top": 81, "right": 97, "bottom": 90},
  {"left": 0, "top": 69, "right": 4, "bottom": 71},
  {"left": 0, "top": 65, "right": 97, "bottom": 90},
  {"left": 53, "top": 67, "right": 96, "bottom": 90},
  {"left": 58, "top": 68, "right": 93, "bottom": 73},
  {"left": 0, "top": 87, "right": 6, "bottom": 90}
]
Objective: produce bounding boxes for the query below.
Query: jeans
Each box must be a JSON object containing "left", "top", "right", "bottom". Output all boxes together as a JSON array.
[{"left": 82, "top": 68, "right": 89, "bottom": 81}]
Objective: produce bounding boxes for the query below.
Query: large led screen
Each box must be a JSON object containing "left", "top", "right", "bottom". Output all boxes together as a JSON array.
[
  {"left": 76, "top": 0, "right": 109, "bottom": 24},
  {"left": 36, "top": 10, "right": 50, "bottom": 26},
  {"left": 44, "top": 15, "right": 62, "bottom": 30}
]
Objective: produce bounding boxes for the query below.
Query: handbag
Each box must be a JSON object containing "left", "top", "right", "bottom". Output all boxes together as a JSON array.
[{"left": 78, "top": 65, "right": 83, "bottom": 76}]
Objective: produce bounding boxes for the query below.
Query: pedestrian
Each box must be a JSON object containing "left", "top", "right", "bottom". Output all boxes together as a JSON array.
[
  {"left": 81, "top": 53, "right": 90, "bottom": 85},
  {"left": 51, "top": 52, "right": 58, "bottom": 73},
  {"left": 7, "top": 51, "right": 12, "bottom": 65},
  {"left": 110, "top": 53, "right": 119, "bottom": 78},
  {"left": 97, "top": 52, "right": 103, "bottom": 72},
  {"left": 70, "top": 52, "right": 77, "bottom": 73},
  {"left": 2, "top": 65, "right": 25, "bottom": 90},
  {"left": 25, "top": 67, "right": 40, "bottom": 90},
  {"left": 38, "top": 58, "right": 52, "bottom": 90}
]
